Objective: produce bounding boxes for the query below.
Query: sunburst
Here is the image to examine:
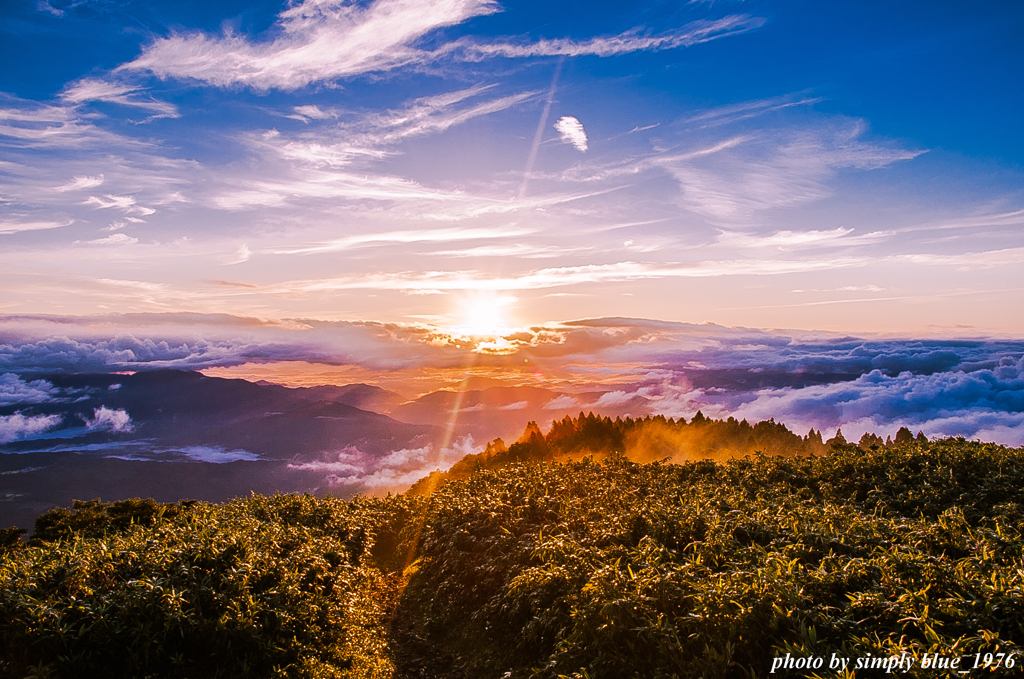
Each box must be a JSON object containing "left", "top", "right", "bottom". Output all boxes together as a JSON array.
[{"left": 451, "top": 292, "right": 517, "bottom": 337}]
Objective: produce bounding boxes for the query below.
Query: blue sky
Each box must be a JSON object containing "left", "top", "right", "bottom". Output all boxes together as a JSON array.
[{"left": 1, "top": 0, "right": 1023, "bottom": 336}]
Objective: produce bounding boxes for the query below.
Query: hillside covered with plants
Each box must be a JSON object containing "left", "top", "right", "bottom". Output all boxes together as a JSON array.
[
  {"left": 408, "top": 411, "right": 915, "bottom": 493},
  {"left": 1, "top": 416, "right": 1021, "bottom": 678}
]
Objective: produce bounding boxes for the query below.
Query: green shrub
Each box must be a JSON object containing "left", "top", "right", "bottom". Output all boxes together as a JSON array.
[
  {"left": 397, "top": 440, "right": 1024, "bottom": 678},
  {"left": 0, "top": 494, "right": 396, "bottom": 679},
  {"left": 1, "top": 438, "right": 1021, "bottom": 678}
]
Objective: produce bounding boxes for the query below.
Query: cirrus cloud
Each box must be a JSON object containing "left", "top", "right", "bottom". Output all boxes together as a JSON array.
[
  {"left": 122, "top": 0, "right": 501, "bottom": 90},
  {"left": 120, "top": 0, "right": 763, "bottom": 91}
]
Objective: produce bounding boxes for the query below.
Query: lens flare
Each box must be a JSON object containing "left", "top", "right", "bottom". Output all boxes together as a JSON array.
[{"left": 453, "top": 293, "right": 517, "bottom": 337}]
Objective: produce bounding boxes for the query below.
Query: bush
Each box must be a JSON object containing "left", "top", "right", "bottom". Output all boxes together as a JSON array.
[
  {"left": 396, "top": 440, "right": 1024, "bottom": 678},
  {"left": 0, "top": 494, "right": 397, "bottom": 679},
  {"left": 1, "top": 438, "right": 1021, "bottom": 678}
]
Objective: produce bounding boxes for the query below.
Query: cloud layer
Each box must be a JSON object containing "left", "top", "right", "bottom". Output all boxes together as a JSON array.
[
  {"left": 288, "top": 435, "right": 477, "bottom": 492},
  {"left": 645, "top": 358, "right": 1024, "bottom": 446},
  {"left": 2, "top": 313, "right": 1022, "bottom": 445},
  {"left": 725, "top": 360, "right": 1024, "bottom": 444}
]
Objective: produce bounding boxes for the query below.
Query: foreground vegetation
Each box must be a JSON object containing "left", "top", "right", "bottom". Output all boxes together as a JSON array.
[{"left": 1, "top": 417, "right": 1022, "bottom": 677}]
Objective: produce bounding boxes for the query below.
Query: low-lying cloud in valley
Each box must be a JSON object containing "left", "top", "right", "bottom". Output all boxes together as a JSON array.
[
  {"left": 2, "top": 312, "right": 1021, "bottom": 446},
  {"left": 288, "top": 435, "right": 478, "bottom": 492},
  {"left": 0, "top": 412, "right": 62, "bottom": 443}
]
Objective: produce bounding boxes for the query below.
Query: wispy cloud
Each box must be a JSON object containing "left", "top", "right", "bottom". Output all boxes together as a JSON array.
[
  {"left": 261, "top": 255, "right": 867, "bottom": 294},
  {"left": 86, "top": 233, "right": 139, "bottom": 246},
  {"left": 121, "top": 0, "right": 762, "bottom": 91},
  {"left": 663, "top": 121, "right": 924, "bottom": 223},
  {"left": 683, "top": 93, "right": 822, "bottom": 127},
  {"left": 212, "top": 170, "right": 478, "bottom": 210},
  {"left": 0, "top": 98, "right": 123, "bottom": 148},
  {"left": 895, "top": 208, "right": 1024, "bottom": 237},
  {"left": 933, "top": 208, "right": 1024, "bottom": 230},
  {"left": 37, "top": 1, "right": 64, "bottom": 18},
  {"left": 259, "top": 86, "right": 537, "bottom": 170},
  {"left": 0, "top": 218, "right": 74, "bottom": 235},
  {"left": 717, "top": 228, "right": 893, "bottom": 250},
  {"left": 273, "top": 226, "right": 535, "bottom": 255},
  {"left": 84, "top": 194, "right": 155, "bottom": 216},
  {"left": 365, "top": 87, "right": 538, "bottom": 144},
  {"left": 430, "top": 243, "right": 577, "bottom": 258},
  {"left": 204, "top": 85, "right": 547, "bottom": 215},
  {"left": 60, "top": 79, "right": 179, "bottom": 121},
  {"left": 558, "top": 111, "right": 923, "bottom": 230},
  {"left": 456, "top": 15, "right": 765, "bottom": 59},
  {"left": 561, "top": 135, "right": 748, "bottom": 183},
  {"left": 893, "top": 246, "right": 1024, "bottom": 270},
  {"left": 123, "top": 0, "right": 502, "bottom": 90},
  {"left": 286, "top": 105, "right": 340, "bottom": 123},
  {"left": 54, "top": 175, "right": 105, "bottom": 192}
]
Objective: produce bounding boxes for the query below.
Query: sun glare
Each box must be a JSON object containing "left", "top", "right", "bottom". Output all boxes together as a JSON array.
[{"left": 453, "top": 293, "right": 517, "bottom": 337}]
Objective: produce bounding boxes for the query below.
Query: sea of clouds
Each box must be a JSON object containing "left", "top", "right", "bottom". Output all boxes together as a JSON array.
[{"left": 1, "top": 313, "right": 1022, "bottom": 446}]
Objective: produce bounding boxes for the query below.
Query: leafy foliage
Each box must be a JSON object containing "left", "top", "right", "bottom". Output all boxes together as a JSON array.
[
  {"left": 398, "top": 439, "right": 1023, "bottom": 678},
  {"left": 1, "top": 427, "right": 1021, "bottom": 678},
  {"left": 0, "top": 494, "right": 397, "bottom": 679},
  {"left": 408, "top": 412, "right": 828, "bottom": 494}
]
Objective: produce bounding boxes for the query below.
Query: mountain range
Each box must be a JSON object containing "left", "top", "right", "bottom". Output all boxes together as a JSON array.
[{"left": 0, "top": 369, "right": 643, "bottom": 530}]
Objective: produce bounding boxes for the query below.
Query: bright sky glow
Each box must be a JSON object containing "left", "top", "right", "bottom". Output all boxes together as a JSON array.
[
  {"left": 453, "top": 292, "right": 518, "bottom": 339},
  {"left": 1, "top": 0, "right": 1022, "bottom": 335}
]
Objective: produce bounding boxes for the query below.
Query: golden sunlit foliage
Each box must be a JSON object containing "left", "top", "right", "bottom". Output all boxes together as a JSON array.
[{"left": 408, "top": 412, "right": 827, "bottom": 494}]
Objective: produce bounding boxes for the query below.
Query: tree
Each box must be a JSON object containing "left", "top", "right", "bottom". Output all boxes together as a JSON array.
[{"left": 825, "top": 428, "right": 848, "bottom": 448}]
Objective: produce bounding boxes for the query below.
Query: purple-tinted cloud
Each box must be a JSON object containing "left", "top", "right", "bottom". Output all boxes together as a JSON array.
[
  {"left": 721, "top": 358, "right": 1024, "bottom": 445},
  {"left": 0, "top": 412, "right": 62, "bottom": 443},
  {"left": 287, "top": 435, "right": 477, "bottom": 492},
  {"left": 0, "top": 373, "right": 58, "bottom": 405},
  {"left": 84, "top": 406, "right": 133, "bottom": 433},
  {"left": 1, "top": 312, "right": 1021, "bottom": 445}
]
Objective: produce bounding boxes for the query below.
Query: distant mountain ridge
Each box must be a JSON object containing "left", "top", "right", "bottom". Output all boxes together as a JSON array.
[
  {"left": 1, "top": 369, "right": 438, "bottom": 459},
  {"left": 257, "top": 381, "right": 406, "bottom": 413},
  {"left": 0, "top": 370, "right": 441, "bottom": 529}
]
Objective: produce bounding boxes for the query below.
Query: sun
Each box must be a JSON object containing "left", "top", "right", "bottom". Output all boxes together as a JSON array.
[{"left": 452, "top": 293, "right": 517, "bottom": 337}]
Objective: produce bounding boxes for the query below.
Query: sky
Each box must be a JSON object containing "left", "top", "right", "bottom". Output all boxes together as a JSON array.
[
  {"left": 0, "top": 0, "right": 1021, "bottom": 337},
  {"left": 0, "top": 0, "right": 1023, "bottom": 457}
]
